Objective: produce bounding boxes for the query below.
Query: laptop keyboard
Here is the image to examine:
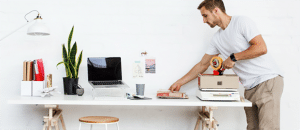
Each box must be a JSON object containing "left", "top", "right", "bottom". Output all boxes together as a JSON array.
[{"left": 92, "top": 81, "right": 123, "bottom": 85}]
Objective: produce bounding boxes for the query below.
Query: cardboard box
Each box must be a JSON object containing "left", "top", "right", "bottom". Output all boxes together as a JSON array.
[{"left": 198, "top": 74, "right": 239, "bottom": 89}]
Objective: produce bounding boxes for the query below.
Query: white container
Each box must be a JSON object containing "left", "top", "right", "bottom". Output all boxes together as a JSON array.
[
  {"left": 21, "top": 81, "right": 32, "bottom": 96},
  {"left": 32, "top": 81, "right": 44, "bottom": 96},
  {"left": 21, "top": 81, "right": 45, "bottom": 96}
]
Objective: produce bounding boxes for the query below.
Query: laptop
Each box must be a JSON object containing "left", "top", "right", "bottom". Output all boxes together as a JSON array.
[{"left": 87, "top": 57, "right": 129, "bottom": 88}]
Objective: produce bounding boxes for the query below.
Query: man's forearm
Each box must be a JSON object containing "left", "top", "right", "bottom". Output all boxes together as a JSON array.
[
  {"left": 177, "top": 62, "right": 209, "bottom": 86},
  {"left": 235, "top": 35, "right": 267, "bottom": 61},
  {"left": 235, "top": 45, "right": 267, "bottom": 61}
]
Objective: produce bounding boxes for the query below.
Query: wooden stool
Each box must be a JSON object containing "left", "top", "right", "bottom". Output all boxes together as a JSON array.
[{"left": 79, "top": 116, "right": 119, "bottom": 130}]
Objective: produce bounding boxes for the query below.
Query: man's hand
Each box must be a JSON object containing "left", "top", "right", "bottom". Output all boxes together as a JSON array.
[
  {"left": 223, "top": 57, "right": 235, "bottom": 69},
  {"left": 169, "top": 82, "right": 182, "bottom": 93}
]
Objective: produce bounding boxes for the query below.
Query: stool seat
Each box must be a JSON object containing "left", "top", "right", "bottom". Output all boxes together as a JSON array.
[{"left": 79, "top": 116, "right": 119, "bottom": 124}]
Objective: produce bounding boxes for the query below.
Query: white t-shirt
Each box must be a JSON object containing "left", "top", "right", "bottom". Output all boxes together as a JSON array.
[{"left": 205, "top": 16, "right": 284, "bottom": 90}]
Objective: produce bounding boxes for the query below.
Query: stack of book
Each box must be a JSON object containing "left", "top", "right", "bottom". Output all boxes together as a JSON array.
[
  {"left": 157, "top": 89, "right": 189, "bottom": 99},
  {"left": 23, "top": 59, "right": 44, "bottom": 81}
]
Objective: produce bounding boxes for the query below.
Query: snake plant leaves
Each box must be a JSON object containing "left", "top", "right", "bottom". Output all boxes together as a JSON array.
[
  {"left": 68, "top": 26, "right": 74, "bottom": 55},
  {"left": 65, "top": 63, "right": 71, "bottom": 78},
  {"left": 75, "top": 50, "right": 83, "bottom": 78},
  {"left": 57, "top": 26, "right": 83, "bottom": 78},
  {"left": 69, "top": 42, "right": 77, "bottom": 67},
  {"left": 57, "top": 61, "right": 71, "bottom": 77},
  {"left": 62, "top": 44, "right": 71, "bottom": 78},
  {"left": 56, "top": 61, "right": 71, "bottom": 69},
  {"left": 62, "top": 44, "right": 68, "bottom": 62},
  {"left": 68, "top": 58, "right": 76, "bottom": 78},
  {"left": 56, "top": 61, "right": 64, "bottom": 68}
]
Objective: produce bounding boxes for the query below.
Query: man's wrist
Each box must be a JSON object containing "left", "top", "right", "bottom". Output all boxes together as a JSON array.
[
  {"left": 177, "top": 78, "right": 187, "bottom": 86},
  {"left": 177, "top": 81, "right": 183, "bottom": 86},
  {"left": 230, "top": 53, "right": 237, "bottom": 62}
]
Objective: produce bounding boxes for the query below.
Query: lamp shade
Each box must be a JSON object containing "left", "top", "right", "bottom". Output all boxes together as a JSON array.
[{"left": 27, "top": 19, "right": 50, "bottom": 36}]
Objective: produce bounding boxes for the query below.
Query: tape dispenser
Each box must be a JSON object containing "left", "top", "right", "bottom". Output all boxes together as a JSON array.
[{"left": 210, "top": 56, "right": 225, "bottom": 75}]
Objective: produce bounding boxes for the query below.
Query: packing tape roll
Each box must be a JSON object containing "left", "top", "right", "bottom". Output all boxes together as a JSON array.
[{"left": 210, "top": 56, "right": 223, "bottom": 71}]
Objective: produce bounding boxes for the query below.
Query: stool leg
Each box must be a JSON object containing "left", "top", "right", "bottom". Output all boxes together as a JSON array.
[
  {"left": 105, "top": 124, "right": 108, "bottom": 130},
  {"left": 116, "top": 122, "right": 119, "bottom": 130},
  {"left": 90, "top": 124, "right": 93, "bottom": 130},
  {"left": 78, "top": 122, "right": 81, "bottom": 130}
]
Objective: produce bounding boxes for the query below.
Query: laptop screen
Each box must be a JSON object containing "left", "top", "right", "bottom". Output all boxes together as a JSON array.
[{"left": 87, "top": 57, "right": 122, "bottom": 81}]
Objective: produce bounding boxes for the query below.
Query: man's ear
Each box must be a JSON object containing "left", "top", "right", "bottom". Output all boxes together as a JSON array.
[{"left": 213, "top": 8, "right": 218, "bottom": 15}]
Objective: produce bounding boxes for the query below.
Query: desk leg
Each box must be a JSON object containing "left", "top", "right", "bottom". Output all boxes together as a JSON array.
[
  {"left": 44, "top": 105, "right": 66, "bottom": 130},
  {"left": 194, "top": 106, "right": 218, "bottom": 130},
  {"left": 202, "top": 106, "right": 206, "bottom": 130},
  {"left": 209, "top": 107, "right": 213, "bottom": 130},
  {"left": 48, "top": 119, "right": 51, "bottom": 130},
  {"left": 194, "top": 117, "right": 201, "bottom": 130},
  {"left": 43, "top": 123, "right": 47, "bottom": 130},
  {"left": 55, "top": 121, "right": 59, "bottom": 130},
  {"left": 48, "top": 106, "right": 54, "bottom": 130},
  {"left": 213, "top": 120, "right": 218, "bottom": 130},
  {"left": 43, "top": 116, "right": 48, "bottom": 130},
  {"left": 60, "top": 115, "right": 66, "bottom": 130}
]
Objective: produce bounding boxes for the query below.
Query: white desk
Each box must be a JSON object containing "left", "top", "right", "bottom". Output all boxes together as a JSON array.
[
  {"left": 8, "top": 95, "right": 251, "bottom": 106},
  {"left": 8, "top": 95, "right": 252, "bottom": 130}
]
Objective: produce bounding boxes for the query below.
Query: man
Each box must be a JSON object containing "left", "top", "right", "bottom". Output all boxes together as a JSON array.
[{"left": 169, "top": 0, "right": 284, "bottom": 129}]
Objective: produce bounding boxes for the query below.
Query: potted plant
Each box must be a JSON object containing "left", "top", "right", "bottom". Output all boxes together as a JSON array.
[{"left": 57, "top": 26, "right": 83, "bottom": 95}]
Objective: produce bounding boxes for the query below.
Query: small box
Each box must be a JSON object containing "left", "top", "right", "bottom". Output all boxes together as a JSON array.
[
  {"left": 198, "top": 74, "right": 239, "bottom": 89},
  {"left": 21, "top": 81, "right": 32, "bottom": 96},
  {"left": 32, "top": 81, "right": 44, "bottom": 96}
]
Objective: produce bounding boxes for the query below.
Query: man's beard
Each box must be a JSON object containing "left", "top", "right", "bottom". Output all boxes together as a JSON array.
[
  {"left": 208, "top": 22, "right": 216, "bottom": 28},
  {"left": 208, "top": 16, "right": 218, "bottom": 28}
]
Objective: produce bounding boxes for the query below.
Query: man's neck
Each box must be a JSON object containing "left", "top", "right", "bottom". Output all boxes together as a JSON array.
[{"left": 218, "top": 15, "right": 232, "bottom": 30}]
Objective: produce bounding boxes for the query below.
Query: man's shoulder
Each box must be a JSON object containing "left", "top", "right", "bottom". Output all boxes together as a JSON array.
[{"left": 233, "top": 15, "right": 253, "bottom": 23}]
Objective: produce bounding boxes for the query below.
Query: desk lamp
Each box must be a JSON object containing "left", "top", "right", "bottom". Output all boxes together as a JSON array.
[{"left": 0, "top": 10, "right": 50, "bottom": 41}]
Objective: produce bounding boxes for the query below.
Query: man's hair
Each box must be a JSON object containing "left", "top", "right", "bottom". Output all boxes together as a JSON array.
[{"left": 197, "top": 0, "right": 226, "bottom": 13}]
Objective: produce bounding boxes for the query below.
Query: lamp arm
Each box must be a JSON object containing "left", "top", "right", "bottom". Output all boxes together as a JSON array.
[
  {"left": 0, "top": 19, "right": 34, "bottom": 41},
  {"left": 24, "top": 10, "right": 40, "bottom": 22}
]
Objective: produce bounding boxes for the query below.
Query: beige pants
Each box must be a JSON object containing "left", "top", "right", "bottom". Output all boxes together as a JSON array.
[{"left": 244, "top": 75, "right": 284, "bottom": 130}]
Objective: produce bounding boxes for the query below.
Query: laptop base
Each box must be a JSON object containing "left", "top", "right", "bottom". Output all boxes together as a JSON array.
[{"left": 92, "top": 88, "right": 128, "bottom": 100}]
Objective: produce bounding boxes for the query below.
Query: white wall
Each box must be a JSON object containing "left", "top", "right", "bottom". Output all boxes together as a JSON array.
[{"left": 0, "top": 0, "right": 299, "bottom": 129}]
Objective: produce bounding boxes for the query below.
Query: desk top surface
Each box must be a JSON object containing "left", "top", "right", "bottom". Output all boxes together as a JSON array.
[{"left": 8, "top": 95, "right": 252, "bottom": 107}]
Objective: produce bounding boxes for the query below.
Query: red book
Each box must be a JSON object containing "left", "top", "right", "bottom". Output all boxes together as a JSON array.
[
  {"left": 157, "top": 93, "right": 170, "bottom": 97},
  {"left": 35, "top": 59, "right": 44, "bottom": 81}
]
